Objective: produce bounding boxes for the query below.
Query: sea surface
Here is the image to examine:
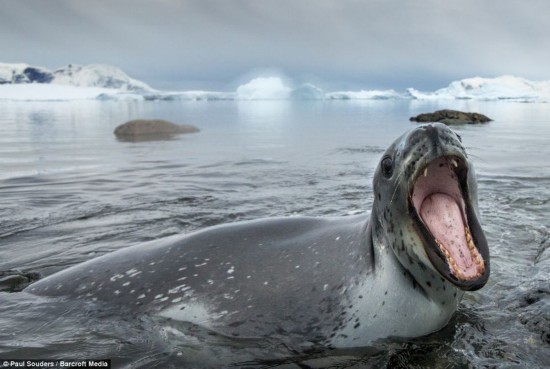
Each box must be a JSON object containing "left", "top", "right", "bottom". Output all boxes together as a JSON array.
[{"left": 0, "top": 99, "right": 549, "bottom": 368}]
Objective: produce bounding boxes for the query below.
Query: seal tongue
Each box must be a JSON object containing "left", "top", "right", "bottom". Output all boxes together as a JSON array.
[{"left": 419, "top": 193, "right": 478, "bottom": 279}]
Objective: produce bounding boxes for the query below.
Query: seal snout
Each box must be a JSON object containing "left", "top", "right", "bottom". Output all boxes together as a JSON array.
[{"left": 408, "top": 123, "right": 465, "bottom": 156}]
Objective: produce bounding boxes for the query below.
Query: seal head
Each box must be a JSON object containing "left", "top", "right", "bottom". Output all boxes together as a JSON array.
[{"left": 373, "top": 123, "right": 489, "bottom": 292}]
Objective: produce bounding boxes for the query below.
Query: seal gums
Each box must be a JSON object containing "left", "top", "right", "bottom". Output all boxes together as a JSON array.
[{"left": 411, "top": 156, "right": 485, "bottom": 282}]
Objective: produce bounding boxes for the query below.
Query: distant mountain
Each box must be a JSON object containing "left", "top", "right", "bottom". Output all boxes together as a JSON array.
[{"left": 0, "top": 63, "right": 153, "bottom": 92}]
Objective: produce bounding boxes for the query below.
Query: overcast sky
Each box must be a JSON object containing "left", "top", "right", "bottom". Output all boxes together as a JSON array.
[{"left": 1, "top": 0, "right": 549, "bottom": 91}]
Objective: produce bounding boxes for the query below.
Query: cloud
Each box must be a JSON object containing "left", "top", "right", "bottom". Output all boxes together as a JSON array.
[{"left": 1, "top": 0, "right": 549, "bottom": 90}]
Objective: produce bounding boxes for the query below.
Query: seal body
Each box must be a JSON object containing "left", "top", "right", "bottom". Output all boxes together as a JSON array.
[{"left": 27, "top": 123, "right": 490, "bottom": 348}]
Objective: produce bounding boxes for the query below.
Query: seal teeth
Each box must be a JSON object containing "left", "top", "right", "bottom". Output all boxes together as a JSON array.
[
  {"left": 436, "top": 239, "right": 459, "bottom": 273},
  {"left": 436, "top": 228, "right": 485, "bottom": 281},
  {"left": 465, "top": 227, "right": 484, "bottom": 268},
  {"left": 436, "top": 238, "right": 468, "bottom": 281},
  {"left": 446, "top": 158, "right": 459, "bottom": 171},
  {"left": 423, "top": 167, "right": 428, "bottom": 177}
]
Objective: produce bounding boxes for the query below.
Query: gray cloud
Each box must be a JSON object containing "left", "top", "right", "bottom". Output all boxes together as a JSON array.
[{"left": 1, "top": 0, "right": 549, "bottom": 90}]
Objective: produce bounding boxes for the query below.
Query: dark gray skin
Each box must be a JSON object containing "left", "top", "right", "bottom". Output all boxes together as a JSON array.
[{"left": 26, "top": 123, "right": 490, "bottom": 348}]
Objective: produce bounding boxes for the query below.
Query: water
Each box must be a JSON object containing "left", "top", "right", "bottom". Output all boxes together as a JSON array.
[{"left": 0, "top": 99, "right": 549, "bottom": 368}]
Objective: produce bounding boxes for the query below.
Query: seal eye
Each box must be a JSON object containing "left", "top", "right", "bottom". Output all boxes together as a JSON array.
[{"left": 381, "top": 156, "right": 393, "bottom": 178}]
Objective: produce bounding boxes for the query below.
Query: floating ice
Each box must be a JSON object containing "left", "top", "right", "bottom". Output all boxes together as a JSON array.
[
  {"left": 290, "top": 83, "right": 325, "bottom": 100},
  {"left": 408, "top": 75, "right": 550, "bottom": 102},
  {"left": 326, "top": 89, "right": 405, "bottom": 100},
  {"left": 236, "top": 77, "right": 291, "bottom": 100},
  {"left": 141, "top": 90, "right": 235, "bottom": 101}
]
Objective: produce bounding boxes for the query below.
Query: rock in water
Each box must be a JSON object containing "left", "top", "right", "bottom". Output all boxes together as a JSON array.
[
  {"left": 410, "top": 109, "right": 492, "bottom": 125},
  {"left": 114, "top": 119, "right": 199, "bottom": 142},
  {"left": 0, "top": 270, "right": 40, "bottom": 292}
]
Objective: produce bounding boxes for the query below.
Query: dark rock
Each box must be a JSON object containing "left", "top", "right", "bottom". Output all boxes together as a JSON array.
[
  {"left": 114, "top": 119, "right": 199, "bottom": 142},
  {"left": 13, "top": 73, "right": 28, "bottom": 84},
  {"left": 409, "top": 109, "right": 492, "bottom": 125},
  {"left": 0, "top": 66, "right": 54, "bottom": 84},
  {"left": 23, "top": 67, "right": 54, "bottom": 83},
  {"left": 0, "top": 270, "right": 41, "bottom": 292}
]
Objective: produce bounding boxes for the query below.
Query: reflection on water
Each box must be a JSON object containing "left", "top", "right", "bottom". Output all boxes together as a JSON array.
[
  {"left": 115, "top": 132, "right": 183, "bottom": 142},
  {"left": 0, "top": 100, "right": 549, "bottom": 367}
]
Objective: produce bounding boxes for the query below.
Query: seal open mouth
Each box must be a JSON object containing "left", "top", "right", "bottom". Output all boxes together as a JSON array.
[{"left": 410, "top": 156, "right": 487, "bottom": 288}]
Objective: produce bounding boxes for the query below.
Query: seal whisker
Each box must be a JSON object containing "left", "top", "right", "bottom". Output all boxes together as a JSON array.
[{"left": 389, "top": 169, "right": 406, "bottom": 206}]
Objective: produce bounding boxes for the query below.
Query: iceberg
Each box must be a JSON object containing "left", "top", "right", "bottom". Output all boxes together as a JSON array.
[
  {"left": 409, "top": 75, "right": 550, "bottom": 102},
  {"left": 141, "top": 81, "right": 405, "bottom": 102},
  {"left": 327, "top": 89, "right": 405, "bottom": 100},
  {"left": 236, "top": 77, "right": 291, "bottom": 100},
  {"left": 290, "top": 83, "right": 325, "bottom": 100},
  {"left": 142, "top": 91, "right": 235, "bottom": 101}
]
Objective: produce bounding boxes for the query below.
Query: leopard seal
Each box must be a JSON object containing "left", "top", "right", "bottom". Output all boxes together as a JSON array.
[{"left": 26, "top": 123, "right": 490, "bottom": 349}]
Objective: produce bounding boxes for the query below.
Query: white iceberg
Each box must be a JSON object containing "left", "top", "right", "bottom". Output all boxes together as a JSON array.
[
  {"left": 326, "top": 89, "right": 405, "bottom": 100},
  {"left": 142, "top": 90, "right": 236, "bottom": 101},
  {"left": 409, "top": 75, "right": 550, "bottom": 102},
  {"left": 236, "top": 77, "right": 291, "bottom": 100}
]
